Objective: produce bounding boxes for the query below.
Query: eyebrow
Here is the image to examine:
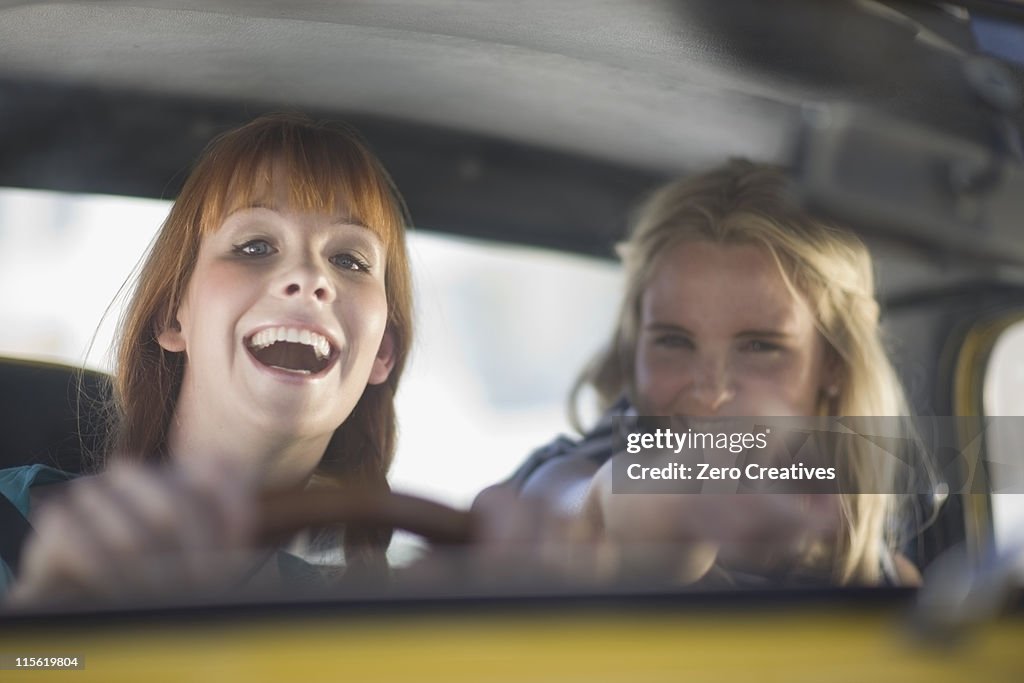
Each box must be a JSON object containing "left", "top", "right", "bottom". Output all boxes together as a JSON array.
[
  {"left": 238, "top": 203, "right": 370, "bottom": 230},
  {"left": 734, "top": 330, "right": 793, "bottom": 340},
  {"left": 645, "top": 322, "right": 693, "bottom": 335},
  {"left": 645, "top": 322, "right": 793, "bottom": 338}
]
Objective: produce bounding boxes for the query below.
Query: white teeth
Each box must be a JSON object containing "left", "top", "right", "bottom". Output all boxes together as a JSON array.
[
  {"left": 269, "top": 366, "right": 311, "bottom": 375},
  {"left": 314, "top": 336, "right": 330, "bottom": 360},
  {"left": 247, "top": 327, "right": 333, "bottom": 361}
]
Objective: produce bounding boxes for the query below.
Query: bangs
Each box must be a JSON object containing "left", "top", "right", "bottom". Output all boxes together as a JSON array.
[{"left": 192, "top": 116, "right": 406, "bottom": 248}]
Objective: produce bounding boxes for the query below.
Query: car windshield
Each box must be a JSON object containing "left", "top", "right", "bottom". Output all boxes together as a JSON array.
[{"left": 0, "top": 1, "right": 1022, "bottom": 680}]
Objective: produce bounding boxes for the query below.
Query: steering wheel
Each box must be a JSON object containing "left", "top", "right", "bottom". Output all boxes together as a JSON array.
[{"left": 256, "top": 487, "right": 477, "bottom": 548}]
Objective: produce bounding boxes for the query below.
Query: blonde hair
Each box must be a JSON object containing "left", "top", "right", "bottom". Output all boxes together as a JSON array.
[
  {"left": 575, "top": 159, "right": 911, "bottom": 584},
  {"left": 108, "top": 113, "right": 413, "bottom": 570}
]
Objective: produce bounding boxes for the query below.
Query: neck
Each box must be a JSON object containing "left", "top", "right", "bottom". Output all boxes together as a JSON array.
[{"left": 166, "top": 383, "right": 331, "bottom": 492}]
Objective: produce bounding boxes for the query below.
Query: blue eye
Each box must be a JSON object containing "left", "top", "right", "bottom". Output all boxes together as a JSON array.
[
  {"left": 233, "top": 240, "right": 276, "bottom": 257},
  {"left": 330, "top": 253, "right": 371, "bottom": 273}
]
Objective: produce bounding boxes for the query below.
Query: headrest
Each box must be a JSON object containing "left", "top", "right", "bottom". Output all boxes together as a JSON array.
[{"left": 0, "top": 357, "right": 110, "bottom": 475}]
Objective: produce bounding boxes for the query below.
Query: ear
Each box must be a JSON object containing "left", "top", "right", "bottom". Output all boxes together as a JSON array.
[
  {"left": 156, "top": 316, "right": 186, "bottom": 353},
  {"left": 367, "top": 327, "right": 397, "bottom": 385},
  {"left": 820, "top": 346, "right": 843, "bottom": 398}
]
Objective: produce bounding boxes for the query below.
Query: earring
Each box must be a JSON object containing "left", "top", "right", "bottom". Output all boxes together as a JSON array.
[{"left": 825, "top": 384, "right": 840, "bottom": 398}]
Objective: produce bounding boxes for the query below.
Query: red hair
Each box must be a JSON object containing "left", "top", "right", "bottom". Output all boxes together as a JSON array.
[{"left": 109, "top": 114, "right": 413, "bottom": 570}]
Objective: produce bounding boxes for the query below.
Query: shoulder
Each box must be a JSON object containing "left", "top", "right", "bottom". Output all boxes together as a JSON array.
[
  {"left": 0, "top": 465, "right": 77, "bottom": 596},
  {"left": 486, "top": 397, "right": 629, "bottom": 494},
  {"left": 891, "top": 552, "right": 922, "bottom": 587},
  {"left": 0, "top": 465, "right": 77, "bottom": 516}
]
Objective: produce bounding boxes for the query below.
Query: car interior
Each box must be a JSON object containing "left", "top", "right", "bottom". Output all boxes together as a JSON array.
[{"left": 0, "top": 0, "right": 1022, "bottom": 680}]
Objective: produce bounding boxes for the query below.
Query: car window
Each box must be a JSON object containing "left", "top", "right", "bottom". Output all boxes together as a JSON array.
[
  {"left": 982, "top": 317, "right": 1024, "bottom": 569},
  {"left": 0, "top": 187, "right": 164, "bottom": 369},
  {"left": 396, "top": 233, "right": 621, "bottom": 508}
]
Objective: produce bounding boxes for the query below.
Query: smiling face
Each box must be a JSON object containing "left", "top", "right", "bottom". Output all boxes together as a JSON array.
[
  {"left": 157, "top": 178, "right": 395, "bottom": 484},
  {"left": 634, "top": 240, "right": 832, "bottom": 418}
]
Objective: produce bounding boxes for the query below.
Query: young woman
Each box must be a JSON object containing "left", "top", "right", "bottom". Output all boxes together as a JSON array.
[
  {"left": 3, "top": 113, "right": 413, "bottom": 602},
  {"left": 481, "top": 159, "right": 922, "bottom": 587}
]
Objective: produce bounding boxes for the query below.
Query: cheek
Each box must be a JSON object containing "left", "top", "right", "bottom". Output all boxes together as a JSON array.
[
  {"left": 741, "top": 358, "right": 822, "bottom": 414},
  {"left": 186, "top": 261, "right": 251, "bottom": 309},
  {"left": 337, "top": 286, "right": 389, "bottom": 351},
  {"left": 634, "top": 345, "right": 689, "bottom": 412},
  {"left": 202, "top": 262, "right": 260, "bottom": 299},
  {"left": 178, "top": 264, "right": 257, "bottom": 349}
]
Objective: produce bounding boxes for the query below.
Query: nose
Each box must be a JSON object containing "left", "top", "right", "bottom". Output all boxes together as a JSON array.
[
  {"left": 688, "top": 356, "right": 735, "bottom": 415},
  {"left": 277, "top": 257, "right": 335, "bottom": 303}
]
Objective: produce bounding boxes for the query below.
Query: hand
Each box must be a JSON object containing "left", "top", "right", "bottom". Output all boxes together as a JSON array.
[
  {"left": 449, "top": 474, "right": 837, "bottom": 588},
  {"left": 465, "top": 485, "right": 611, "bottom": 584},
  {"left": 8, "top": 461, "right": 259, "bottom": 607},
  {"left": 585, "top": 457, "right": 841, "bottom": 583}
]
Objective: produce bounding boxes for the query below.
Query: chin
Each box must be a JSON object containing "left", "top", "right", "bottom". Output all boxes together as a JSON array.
[{"left": 252, "top": 402, "right": 346, "bottom": 436}]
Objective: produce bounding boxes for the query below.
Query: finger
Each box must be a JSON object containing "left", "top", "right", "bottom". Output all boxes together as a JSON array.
[
  {"left": 10, "top": 498, "right": 124, "bottom": 605},
  {"left": 70, "top": 474, "right": 175, "bottom": 591},
  {"left": 472, "top": 486, "right": 545, "bottom": 546},
  {"left": 176, "top": 460, "right": 257, "bottom": 549},
  {"left": 112, "top": 465, "right": 256, "bottom": 586},
  {"left": 78, "top": 467, "right": 246, "bottom": 591},
  {"left": 11, "top": 467, "right": 261, "bottom": 606},
  {"left": 172, "top": 463, "right": 261, "bottom": 587},
  {"left": 101, "top": 467, "right": 212, "bottom": 591}
]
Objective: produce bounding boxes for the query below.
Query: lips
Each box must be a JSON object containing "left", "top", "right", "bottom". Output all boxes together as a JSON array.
[{"left": 244, "top": 325, "right": 338, "bottom": 376}]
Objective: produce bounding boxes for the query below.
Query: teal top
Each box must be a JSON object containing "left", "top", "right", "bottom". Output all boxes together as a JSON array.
[{"left": 0, "top": 465, "right": 77, "bottom": 595}]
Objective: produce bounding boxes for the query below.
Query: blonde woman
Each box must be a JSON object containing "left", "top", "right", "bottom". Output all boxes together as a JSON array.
[{"left": 480, "top": 159, "right": 921, "bottom": 587}]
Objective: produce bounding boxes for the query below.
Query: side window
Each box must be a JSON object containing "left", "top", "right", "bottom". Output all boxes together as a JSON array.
[
  {"left": 982, "top": 318, "right": 1024, "bottom": 559},
  {"left": 0, "top": 188, "right": 166, "bottom": 369}
]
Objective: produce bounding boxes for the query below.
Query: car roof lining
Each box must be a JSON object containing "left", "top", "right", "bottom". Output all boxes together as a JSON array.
[
  {"left": 0, "top": 1, "right": 806, "bottom": 172},
  {"left": 0, "top": 1, "right": 1005, "bottom": 168},
  {"left": 1, "top": 0, "right": 1023, "bottom": 290}
]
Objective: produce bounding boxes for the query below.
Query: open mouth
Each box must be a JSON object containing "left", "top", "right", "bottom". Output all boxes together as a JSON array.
[{"left": 245, "top": 327, "right": 335, "bottom": 376}]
